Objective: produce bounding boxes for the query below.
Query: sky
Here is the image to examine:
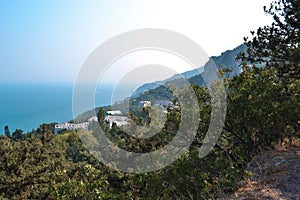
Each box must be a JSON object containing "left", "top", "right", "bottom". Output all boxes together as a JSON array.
[{"left": 0, "top": 0, "right": 273, "bottom": 83}]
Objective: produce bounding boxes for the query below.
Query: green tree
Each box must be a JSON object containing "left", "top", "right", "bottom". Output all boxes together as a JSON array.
[
  {"left": 49, "top": 164, "right": 119, "bottom": 200},
  {"left": 241, "top": 0, "right": 300, "bottom": 80},
  {"left": 11, "top": 129, "right": 24, "bottom": 141},
  {"left": 0, "top": 135, "right": 68, "bottom": 199},
  {"left": 4, "top": 126, "right": 10, "bottom": 138},
  {"left": 97, "top": 108, "right": 105, "bottom": 122},
  {"left": 39, "top": 124, "right": 54, "bottom": 144},
  {"left": 96, "top": 108, "right": 107, "bottom": 130}
]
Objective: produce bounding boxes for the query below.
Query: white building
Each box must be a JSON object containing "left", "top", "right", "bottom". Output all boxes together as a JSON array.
[
  {"left": 139, "top": 101, "right": 151, "bottom": 108},
  {"left": 105, "top": 116, "right": 130, "bottom": 127},
  {"left": 155, "top": 100, "right": 174, "bottom": 108},
  {"left": 54, "top": 122, "right": 89, "bottom": 133},
  {"left": 88, "top": 116, "right": 98, "bottom": 122},
  {"left": 154, "top": 100, "right": 178, "bottom": 113},
  {"left": 106, "top": 110, "right": 122, "bottom": 115}
]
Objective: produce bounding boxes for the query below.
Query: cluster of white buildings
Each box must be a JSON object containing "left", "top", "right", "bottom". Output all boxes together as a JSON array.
[
  {"left": 105, "top": 115, "right": 130, "bottom": 127},
  {"left": 139, "top": 100, "right": 177, "bottom": 110},
  {"left": 54, "top": 110, "right": 130, "bottom": 133},
  {"left": 104, "top": 110, "right": 130, "bottom": 127},
  {"left": 54, "top": 102, "right": 176, "bottom": 133},
  {"left": 54, "top": 122, "right": 89, "bottom": 134}
]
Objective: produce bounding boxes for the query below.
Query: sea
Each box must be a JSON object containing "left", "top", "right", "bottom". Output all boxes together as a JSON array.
[{"left": 0, "top": 82, "right": 122, "bottom": 133}]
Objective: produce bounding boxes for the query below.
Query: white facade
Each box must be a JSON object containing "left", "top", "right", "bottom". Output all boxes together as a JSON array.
[
  {"left": 54, "top": 122, "right": 89, "bottom": 133},
  {"left": 88, "top": 116, "right": 98, "bottom": 122},
  {"left": 155, "top": 100, "right": 174, "bottom": 108},
  {"left": 139, "top": 101, "right": 151, "bottom": 108},
  {"left": 54, "top": 110, "right": 131, "bottom": 133},
  {"left": 106, "top": 110, "right": 122, "bottom": 115},
  {"left": 105, "top": 116, "right": 130, "bottom": 127}
]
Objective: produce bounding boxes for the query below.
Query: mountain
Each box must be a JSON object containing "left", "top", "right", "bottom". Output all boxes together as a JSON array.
[
  {"left": 74, "top": 44, "right": 247, "bottom": 122},
  {"left": 131, "top": 65, "right": 205, "bottom": 98},
  {"left": 133, "top": 44, "right": 247, "bottom": 97},
  {"left": 211, "top": 44, "right": 246, "bottom": 76}
]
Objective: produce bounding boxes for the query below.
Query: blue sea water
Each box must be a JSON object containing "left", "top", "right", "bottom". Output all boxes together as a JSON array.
[{"left": 0, "top": 82, "right": 116, "bottom": 133}]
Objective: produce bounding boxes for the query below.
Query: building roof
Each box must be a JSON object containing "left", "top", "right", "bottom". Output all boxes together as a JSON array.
[{"left": 106, "top": 110, "right": 122, "bottom": 115}]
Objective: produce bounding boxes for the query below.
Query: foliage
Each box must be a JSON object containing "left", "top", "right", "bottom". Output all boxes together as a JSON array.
[
  {"left": 0, "top": 134, "right": 66, "bottom": 199},
  {"left": 4, "top": 126, "right": 10, "bottom": 138},
  {"left": 241, "top": 0, "right": 300, "bottom": 80},
  {"left": 0, "top": 66, "right": 299, "bottom": 199},
  {"left": 49, "top": 164, "right": 119, "bottom": 200}
]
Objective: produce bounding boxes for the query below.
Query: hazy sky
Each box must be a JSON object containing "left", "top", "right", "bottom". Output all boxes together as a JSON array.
[{"left": 0, "top": 0, "right": 272, "bottom": 83}]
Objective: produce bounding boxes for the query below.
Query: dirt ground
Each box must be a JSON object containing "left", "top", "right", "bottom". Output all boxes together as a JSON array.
[{"left": 218, "top": 138, "right": 300, "bottom": 200}]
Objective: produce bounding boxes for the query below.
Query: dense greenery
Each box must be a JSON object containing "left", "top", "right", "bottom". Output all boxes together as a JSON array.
[
  {"left": 0, "top": 0, "right": 299, "bottom": 199},
  {"left": 241, "top": 0, "right": 300, "bottom": 80},
  {"left": 1, "top": 65, "right": 298, "bottom": 199}
]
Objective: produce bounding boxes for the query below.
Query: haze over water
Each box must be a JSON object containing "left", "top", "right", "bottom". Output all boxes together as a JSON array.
[{"left": 0, "top": 82, "right": 117, "bottom": 132}]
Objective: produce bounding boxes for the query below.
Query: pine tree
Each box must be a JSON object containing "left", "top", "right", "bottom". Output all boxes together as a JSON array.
[
  {"left": 241, "top": 0, "right": 300, "bottom": 81},
  {"left": 4, "top": 126, "right": 10, "bottom": 138},
  {"left": 97, "top": 108, "right": 105, "bottom": 122}
]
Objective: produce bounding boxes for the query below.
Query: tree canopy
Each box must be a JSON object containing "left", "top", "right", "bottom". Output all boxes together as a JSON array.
[{"left": 241, "top": 0, "right": 300, "bottom": 80}]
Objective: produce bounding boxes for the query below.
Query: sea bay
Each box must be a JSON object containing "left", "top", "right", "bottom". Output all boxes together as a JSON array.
[{"left": 0, "top": 82, "right": 117, "bottom": 133}]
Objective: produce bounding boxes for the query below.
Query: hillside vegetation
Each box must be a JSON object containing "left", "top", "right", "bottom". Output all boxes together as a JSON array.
[{"left": 0, "top": 0, "right": 299, "bottom": 199}]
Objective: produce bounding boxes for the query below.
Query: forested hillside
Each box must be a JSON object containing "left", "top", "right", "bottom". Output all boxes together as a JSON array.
[{"left": 0, "top": 0, "right": 299, "bottom": 199}]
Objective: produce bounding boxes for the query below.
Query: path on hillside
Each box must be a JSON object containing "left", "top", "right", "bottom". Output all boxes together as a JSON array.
[{"left": 219, "top": 139, "right": 300, "bottom": 200}]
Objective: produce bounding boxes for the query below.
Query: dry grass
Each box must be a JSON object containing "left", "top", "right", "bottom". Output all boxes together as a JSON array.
[{"left": 218, "top": 138, "right": 300, "bottom": 200}]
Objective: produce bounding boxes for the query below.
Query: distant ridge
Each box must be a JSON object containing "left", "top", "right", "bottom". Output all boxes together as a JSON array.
[
  {"left": 74, "top": 44, "right": 247, "bottom": 122},
  {"left": 133, "top": 44, "right": 247, "bottom": 96}
]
